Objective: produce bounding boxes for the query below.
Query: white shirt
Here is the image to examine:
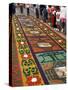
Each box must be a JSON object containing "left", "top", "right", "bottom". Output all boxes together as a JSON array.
[
  {"left": 60, "top": 6, "right": 66, "bottom": 19},
  {"left": 56, "top": 11, "right": 60, "bottom": 22}
]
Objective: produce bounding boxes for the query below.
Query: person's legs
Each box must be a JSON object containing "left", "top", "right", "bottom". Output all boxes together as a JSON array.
[
  {"left": 36, "top": 8, "right": 39, "bottom": 18},
  {"left": 61, "top": 22, "right": 64, "bottom": 32},
  {"left": 63, "top": 22, "right": 66, "bottom": 34},
  {"left": 56, "top": 22, "right": 61, "bottom": 32},
  {"left": 27, "top": 8, "right": 29, "bottom": 15},
  {"left": 20, "top": 6, "right": 23, "bottom": 13}
]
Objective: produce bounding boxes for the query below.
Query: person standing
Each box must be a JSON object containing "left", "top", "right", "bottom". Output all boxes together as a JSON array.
[
  {"left": 20, "top": 4, "right": 23, "bottom": 14},
  {"left": 35, "top": 8, "right": 39, "bottom": 18},
  {"left": 35, "top": 5, "right": 39, "bottom": 18},
  {"left": 25, "top": 4, "right": 30, "bottom": 16},
  {"left": 39, "top": 5, "right": 46, "bottom": 17},
  {"left": 56, "top": 7, "right": 61, "bottom": 31},
  {"left": 47, "top": 5, "right": 51, "bottom": 23},
  {"left": 60, "top": 6, "right": 66, "bottom": 34},
  {"left": 42, "top": 6, "right": 48, "bottom": 22},
  {"left": 51, "top": 6, "right": 56, "bottom": 28}
]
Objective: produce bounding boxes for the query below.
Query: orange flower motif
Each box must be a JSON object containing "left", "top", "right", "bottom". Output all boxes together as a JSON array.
[{"left": 26, "top": 76, "right": 42, "bottom": 86}]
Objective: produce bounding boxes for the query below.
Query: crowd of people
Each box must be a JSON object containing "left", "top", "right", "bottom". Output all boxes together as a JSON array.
[
  {"left": 39, "top": 5, "right": 66, "bottom": 34},
  {"left": 9, "top": 3, "right": 66, "bottom": 35}
]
